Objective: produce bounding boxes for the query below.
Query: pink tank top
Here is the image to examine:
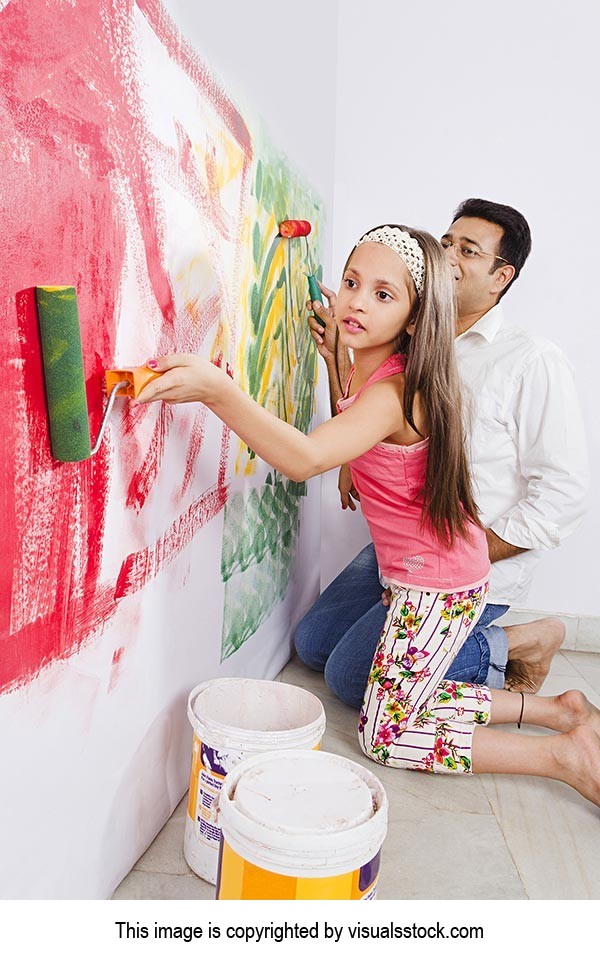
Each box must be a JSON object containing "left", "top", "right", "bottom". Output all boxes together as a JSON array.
[{"left": 337, "top": 353, "right": 490, "bottom": 591}]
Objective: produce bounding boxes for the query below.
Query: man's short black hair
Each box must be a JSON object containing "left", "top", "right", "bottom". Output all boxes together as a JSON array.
[{"left": 452, "top": 198, "right": 532, "bottom": 300}]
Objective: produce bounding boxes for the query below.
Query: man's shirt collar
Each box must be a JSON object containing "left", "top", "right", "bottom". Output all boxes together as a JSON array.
[{"left": 456, "top": 304, "right": 504, "bottom": 344}]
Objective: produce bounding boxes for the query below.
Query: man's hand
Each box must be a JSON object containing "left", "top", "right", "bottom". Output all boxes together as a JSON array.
[
  {"left": 338, "top": 464, "right": 360, "bottom": 510},
  {"left": 485, "top": 528, "right": 528, "bottom": 563},
  {"left": 307, "top": 281, "right": 337, "bottom": 362}
]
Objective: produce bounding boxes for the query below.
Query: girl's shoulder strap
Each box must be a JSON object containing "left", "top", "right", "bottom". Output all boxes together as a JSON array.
[
  {"left": 338, "top": 353, "right": 406, "bottom": 411},
  {"left": 358, "top": 352, "right": 406, "bottom": 396},
  {"left": 341, "top": 364, "right": 356, "bottom": 400},
  {"left": 367, "top": 352, "right": 406, "bottom": 383}
]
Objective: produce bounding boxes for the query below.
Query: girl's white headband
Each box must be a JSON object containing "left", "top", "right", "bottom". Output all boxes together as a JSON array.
[{"left": 356, "top": 226, "right": 425, "bottom": 298}]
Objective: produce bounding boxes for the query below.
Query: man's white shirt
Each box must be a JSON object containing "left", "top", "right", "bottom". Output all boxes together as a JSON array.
[{"left": 455, "top": 304, "right": 589, "bottom": 606}]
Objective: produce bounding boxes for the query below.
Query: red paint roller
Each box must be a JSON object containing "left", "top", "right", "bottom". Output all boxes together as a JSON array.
[
  {"left": 278, "top": 220, "right": 324, "bottom": 331},
  {"left": 278, "top": 219, "right": 312, "bottom": 238}
]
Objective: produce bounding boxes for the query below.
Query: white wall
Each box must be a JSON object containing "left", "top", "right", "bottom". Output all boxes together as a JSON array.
[
  {"left": 164, "top": 0, "right": 337, "bottom": 212},
  {"left": 322, "top": 0, "right": 599, "bottom": 617},
  {"left": 0, "top": 0, "right": 337, "bottom": 899}
]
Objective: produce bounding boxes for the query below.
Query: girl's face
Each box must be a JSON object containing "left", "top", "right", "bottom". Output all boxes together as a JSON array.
[{"left": 336, "top": 242, "right": 417, "bottom": 350}]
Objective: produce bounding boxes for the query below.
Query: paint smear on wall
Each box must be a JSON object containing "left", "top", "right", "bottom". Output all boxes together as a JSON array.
[
  {"left": 0, "top": 0, "right": 254, "bottom": 693},
  {"left": 0, "top": 0, "right": 323, "bottom": 694}
]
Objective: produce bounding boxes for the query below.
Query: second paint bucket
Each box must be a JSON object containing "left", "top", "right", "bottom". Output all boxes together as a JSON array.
[
  {"left": 216, "top": 750, "right": 388, "bottom": 900},
  {"left": 184, "top": 677, "right": 326, "bottom": 884}
]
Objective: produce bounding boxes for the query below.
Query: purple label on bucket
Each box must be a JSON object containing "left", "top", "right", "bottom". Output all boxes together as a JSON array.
[
  {"left": 201, "top": 742, "right": 229, "bottom": 778},
  {"left": 359, "top": 851, "right": 381, "bottom": 892}
]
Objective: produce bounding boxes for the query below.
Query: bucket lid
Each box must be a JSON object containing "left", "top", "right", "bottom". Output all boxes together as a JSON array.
[
  {"left": 218, "top": 750, "right": 388, "bottom": 876},
  {"left": 234, "top": 753, "right": 373, "bottom": 833}
]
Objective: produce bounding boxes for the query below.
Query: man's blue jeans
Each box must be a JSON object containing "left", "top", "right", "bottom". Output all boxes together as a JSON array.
[{"left": 295, "top": 543, "right": 509, "bottom": 710}]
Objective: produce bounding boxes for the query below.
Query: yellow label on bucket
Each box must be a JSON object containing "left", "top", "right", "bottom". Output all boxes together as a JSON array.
[
  {"left": 216, "top": 841, "right": 379, "bottom": 900},
  {"left": 187, "top": 734, "right": 202, "bottom": 821}
]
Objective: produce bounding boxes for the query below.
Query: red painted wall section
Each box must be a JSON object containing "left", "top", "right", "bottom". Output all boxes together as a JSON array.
[{"left": 0, "top": 0, "right": 252, "bottom": 693}]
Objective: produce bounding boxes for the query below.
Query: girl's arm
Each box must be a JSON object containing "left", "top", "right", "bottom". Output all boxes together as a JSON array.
[{"left": 136, "top": 355, "right": 404, "bottom": 482}]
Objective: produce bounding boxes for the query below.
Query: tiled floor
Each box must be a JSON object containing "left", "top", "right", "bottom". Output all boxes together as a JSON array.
[{"left": 112, "top": 649, "right": 600, "bottom": 900}]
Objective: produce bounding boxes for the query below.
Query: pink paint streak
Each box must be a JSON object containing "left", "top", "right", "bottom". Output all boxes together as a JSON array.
[
  {"left": 126, "top": 405, "right": 174, "bottom": 512},
  {"left": 179, "top": 410, "right": 210, "bottom": 500},
  {"left": 115, "top": 481, "right": 229, "bottom": 600},
  {"left": 0, "top": 0, "right": 252, "bottom": 694},
  {"left": 108, "top": 646, "right": 126, "bottom": 692}
]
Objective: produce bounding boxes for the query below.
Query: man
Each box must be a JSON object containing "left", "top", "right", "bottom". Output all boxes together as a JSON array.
[{"left": 294, "top": 199, "right": 588, "bottom": 708}]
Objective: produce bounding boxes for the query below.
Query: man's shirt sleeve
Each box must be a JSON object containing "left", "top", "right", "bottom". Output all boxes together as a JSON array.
[{"left": 489, "top": 346, "right": 589, "bottom": 551}]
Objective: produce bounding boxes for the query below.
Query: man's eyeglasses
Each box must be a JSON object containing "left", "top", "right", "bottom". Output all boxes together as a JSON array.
[{"left": 440, "top": 238, "right": 509, "bottom": 265}]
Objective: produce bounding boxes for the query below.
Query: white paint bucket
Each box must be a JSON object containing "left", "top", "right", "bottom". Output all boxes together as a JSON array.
[
  {"left": 216, "top": 749, "right": 388, "bottom": 900},
  {"left": 184, "top": 678, "right": 326, "bottom": 884}
]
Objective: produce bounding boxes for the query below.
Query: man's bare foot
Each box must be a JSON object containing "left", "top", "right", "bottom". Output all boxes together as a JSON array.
[
  {"left": 556, "top": 689, "right": 600, "bottom": 739},
  {"left": 555, "top": 725, "right": 600, "bottom": 807},
  {"left": 504, "top": 617, "right": 565, "bottom": 693}
]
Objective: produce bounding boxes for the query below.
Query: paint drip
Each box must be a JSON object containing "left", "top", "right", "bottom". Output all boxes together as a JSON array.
[
  {"left": 216, "top": 750, "right": 388, "bottom": 900},
  {"left": 184, "top": 678, "right": 326, "bottom": 884}
]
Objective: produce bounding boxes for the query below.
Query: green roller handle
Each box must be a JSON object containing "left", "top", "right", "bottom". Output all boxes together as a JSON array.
[
  {"left": 307, "top": 274, "right": 325, "bottom": 331},
  {"left": 35, "top": 286, "right": 92, "bottom": 462}
]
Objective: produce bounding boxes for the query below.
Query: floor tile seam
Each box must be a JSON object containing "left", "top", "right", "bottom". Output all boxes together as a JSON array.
[
  {"left": 552, "top": 664, "right": 587, "bottom": 681},
  {"left": 476, "top": 775, "right": 530, "bottom": 899},
  {"left": 559, "top": 652, "right": 593, "bottom": 676},
  {"left": 559, "top": 657, "right": 600, "bottom": 696},
  {"left": 384, "top": 802, "right": 514, "bottom": 823},
  {"left": 130, "top": 866, "right": 196, "bottom": 879}
]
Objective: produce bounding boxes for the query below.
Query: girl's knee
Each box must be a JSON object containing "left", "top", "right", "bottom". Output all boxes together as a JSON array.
[
  {"left": 356, "top": 729, "right": 403, "bottom": 768},
  {"left": 357, "top": 734, "right": 380, "bottom": 765},
  {"left": 357, "top": 734, "right": 415, "bottom": 771}
]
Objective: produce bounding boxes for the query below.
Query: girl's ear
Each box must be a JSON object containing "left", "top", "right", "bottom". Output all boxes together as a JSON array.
[{"left": 406, "top": 321, "right": 416, "bottom": 336}]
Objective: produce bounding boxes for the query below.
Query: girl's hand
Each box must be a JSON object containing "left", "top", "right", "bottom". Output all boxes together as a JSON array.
[
  {"left": 136, "top": 355, "right": 224, "bottom": 405},
  {"left": 338, "top": 463, "right": 360, "bottom": 510}
]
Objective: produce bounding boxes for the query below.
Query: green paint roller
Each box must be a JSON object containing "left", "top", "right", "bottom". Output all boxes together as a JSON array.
[
  {"left": 306, "top": 263, "right": 326, "bottom": 333},
  {"left": 35, "top": 286, "right": 92, "bottom": 462},
  {"left": 306, "top": 273, "right": 324, "bottom": 325},
  {"left": 35, "top": 285, "right": 159, "bottom": 462}
]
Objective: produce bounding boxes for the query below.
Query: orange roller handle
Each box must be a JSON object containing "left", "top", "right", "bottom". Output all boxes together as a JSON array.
[{"left": 105, "top": 366, "right": 162, "bottom": 399}]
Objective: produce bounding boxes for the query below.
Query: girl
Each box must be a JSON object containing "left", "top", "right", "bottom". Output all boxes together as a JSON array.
[{"left": 138, "top": 224, "right": 600, "bottom": 805}]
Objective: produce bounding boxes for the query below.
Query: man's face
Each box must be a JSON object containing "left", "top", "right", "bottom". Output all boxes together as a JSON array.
[{"left": 441, "top": 216, "right": 507, "bottom": 317}]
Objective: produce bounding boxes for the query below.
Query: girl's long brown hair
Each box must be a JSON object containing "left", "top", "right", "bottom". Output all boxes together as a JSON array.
[{"left": 353, "top": 224, "right": 481, "bottom": 545}]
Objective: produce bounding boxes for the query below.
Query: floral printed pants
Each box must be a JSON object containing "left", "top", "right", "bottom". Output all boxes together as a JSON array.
[{"left": 359, "top": 582, "right": 491, "bottom": 773}]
